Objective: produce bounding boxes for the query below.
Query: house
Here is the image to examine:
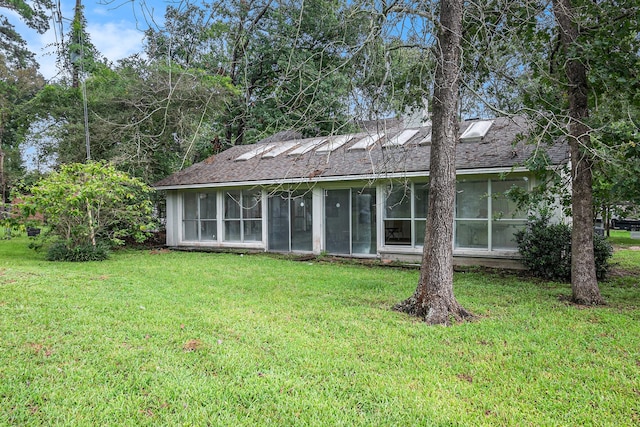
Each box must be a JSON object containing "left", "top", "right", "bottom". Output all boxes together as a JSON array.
[{"left": 154, "top": 116, "right": 569, "bottom": 268}]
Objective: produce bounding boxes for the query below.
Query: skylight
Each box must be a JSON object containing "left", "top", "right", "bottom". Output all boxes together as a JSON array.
[
  {"left": 261, "top": 141, "right": 300, "bottom": 158},
  {"left": 315, "top": 134, "right": 354, "bottom": 153},
  {"left": 287, "top": 138, "right": 327, "bottom": 156},
  {"left": 235, "top": 143, "right": 278, "bottom": 161},
  {"left": 348, "top": 132, "right": 384, "bottom": 150},
  {"left": 418, "top": 132, "right": 432, "bottom": 145},
  {"left": 460, "top": 120, "right": 494, "bottom": 141},
  {"left": 382, "top": 129, "right": 420, "bottom": 147}
]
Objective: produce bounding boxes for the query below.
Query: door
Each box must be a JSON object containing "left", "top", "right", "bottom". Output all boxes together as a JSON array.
[{"left": 324, "top": 189, "right": 351, "bottom": 254}]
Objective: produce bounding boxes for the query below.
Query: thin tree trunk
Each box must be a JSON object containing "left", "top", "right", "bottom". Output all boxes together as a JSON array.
[
  {"left": 394, "top": 0, "right": 473, "bottom": 324},
  {"left": 86, "top": 198, "right": 96, "bottom": 247},
  {"left": 553, "top": 0, "right": 604, "bottom": 305}
]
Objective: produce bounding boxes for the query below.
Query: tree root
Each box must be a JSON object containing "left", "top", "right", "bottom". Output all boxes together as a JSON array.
[{"left": 393, "top": 295, "right": 475, "bottom": 326}]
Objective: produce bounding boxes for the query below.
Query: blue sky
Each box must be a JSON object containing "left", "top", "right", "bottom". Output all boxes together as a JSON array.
[{"left": 6, "top": 0, "right": 170, "bottom": 80}]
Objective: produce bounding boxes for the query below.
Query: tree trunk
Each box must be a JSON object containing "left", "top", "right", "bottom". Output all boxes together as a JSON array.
[
  {"left": 394, "top": 0, "right": 473, "bottom": 324},
  {"left": 553, "top": 0, "right": 604, "bottom": 305},
  {"left": 0, "top": 146, "right": 5, "bottom": 205}
]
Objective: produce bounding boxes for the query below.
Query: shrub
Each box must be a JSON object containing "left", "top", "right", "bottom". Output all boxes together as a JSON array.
[
  {"left": 21, "top": 162, "right": 156, "bottom": 261},
  {"left": 515, "top": 216, "right": 613, "bottom": 282},
  {"left": 46, "top": 241, "right": 110, "bottom": 262}
]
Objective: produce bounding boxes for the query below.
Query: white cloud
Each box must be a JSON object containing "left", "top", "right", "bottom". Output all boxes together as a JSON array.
[
  {"left": 29, "top": 21, "right": 145, "bottom": 80},
  {"left": 87, "top": 21, "right": 145, "bottom": 62},
  {"left": 4, "top": 0, "right": 160, "bottom": 80}
]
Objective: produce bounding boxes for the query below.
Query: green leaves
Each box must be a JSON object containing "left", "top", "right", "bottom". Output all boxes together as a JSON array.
[{"left": 27, "top": 162, "right": 156, "bottom": 256}]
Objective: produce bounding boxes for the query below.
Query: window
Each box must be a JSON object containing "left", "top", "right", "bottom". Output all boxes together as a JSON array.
[
  {"left": 454, "top": 179, "right": 527, "bottom": 250},
  {"left": 413, "top": 183, "right": 429, "bottom": 245},
  {"left": 348, "top": 132, "right": 384, "bottom": 150},
  {"left": 460, "top": 120, "right": 493, "bottom": 142},
  {"left": 324, "top": 188, "right": 377, "bottom": 255},
  {"left": 491, "top": 180, "right": 528, "bottom": 250},
  {"left": 268, "top": 191, "right": 313, "bottom": 252},
  {"left": 383, "top": 182, "right": 429, "bottom": 246},
  {"left": 224, "top": 190, "right": 263, "bottom": 242},
  {"left": 454, "top": 181, "right": 488, "bottom": 249},
  {"left": 182, "top": 192, "right": 217, "bottom": 241}
]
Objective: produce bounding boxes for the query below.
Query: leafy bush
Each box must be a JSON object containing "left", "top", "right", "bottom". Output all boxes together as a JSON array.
[
  {"left": 593, "top": 233, "right": 614, "bottom": 280},
  {"left": 46, "top": 241, "right": 110, "bottom": 262},
  {"left": 515, "top": 216, "right": 613, "bottom": 282},
  {"left": 21, "top": 162, "right": 156, "bottom": 261}
]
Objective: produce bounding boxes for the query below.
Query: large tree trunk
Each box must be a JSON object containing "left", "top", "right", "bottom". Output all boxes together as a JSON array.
[
  {"left": 553, "top": 0, "right": 604, "bottom": 305},
  {"left": 394, "top": 0, "right": 473, "bottom": 324}
]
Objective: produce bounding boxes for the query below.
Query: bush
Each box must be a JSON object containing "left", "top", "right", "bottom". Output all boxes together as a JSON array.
[
  {"left": 46, "top": 241, "right": 110, "bottom": 262},
  {"left": 28, "top": 162, "right": 156, "bottom": 253},
  {"left": 515, "top": 217, "right": 613, "bottom": 282}
]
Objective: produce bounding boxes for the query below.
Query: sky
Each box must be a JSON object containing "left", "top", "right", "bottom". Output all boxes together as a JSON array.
[{"left": 6, "top": 0, "right": 170, "bottom": 80}]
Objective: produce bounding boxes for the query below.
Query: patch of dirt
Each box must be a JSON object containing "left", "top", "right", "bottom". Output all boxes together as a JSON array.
[
  {"left": 27, "top": 342, "right": 52, "bottom": 357},
  {"left": 183, "top": 339, "right": 203, "bottom": 352},
  {"left": 457, "top": 373, "right": 474, "bottom": 383},
  {"left": 149, "top": 248, "right": 170, "bottom": 255},
  {"left": 607, "top": 266, "right": 640, "bottom": 279}
]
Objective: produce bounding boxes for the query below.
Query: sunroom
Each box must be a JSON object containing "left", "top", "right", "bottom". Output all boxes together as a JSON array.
[{"left": 155, "top": 116, "right": 569, "bottom": 267}]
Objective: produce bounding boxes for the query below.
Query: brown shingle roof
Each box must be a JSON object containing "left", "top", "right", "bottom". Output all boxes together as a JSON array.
[{"left": 154, "top": 116, "right": 569, "bottom": 189}]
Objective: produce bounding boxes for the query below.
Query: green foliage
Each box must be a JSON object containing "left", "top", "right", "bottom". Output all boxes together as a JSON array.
[
  {"left": 29, "top": 57, "right": 234, "bottom": 183},
  {"left": 25, "top": 162, "right": 155, "bottom": 257},
  {"left": 145, "top": 0, "right": 365, "bottom": 146},
  {"left": 0, "top": 55, "right": 45, "bottom": 200},
  {"left": 0, "top": 0, "right": 51, "bottom": 33},
  {"left": 515, "top": 216, "right": 613, "bottom": 282},
  {"left": 45, "top": 240, "right": 110, "bottom": 262}
]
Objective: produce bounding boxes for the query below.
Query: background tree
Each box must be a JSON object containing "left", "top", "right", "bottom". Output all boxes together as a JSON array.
[
  {"left": 516, "top": 0, "right": 640, "bottom": 304},
  {"left": 0, "top": 0, "right": 51, "bottom": 35},
  {"left": 0, "top": 60, "right": 45, "bottom": 201},
  {"left": 0, "top": 0, "right": 48, "bottom": 204},
  {"left": 145, "top": 0, "right": 370, "bottom": 147}
]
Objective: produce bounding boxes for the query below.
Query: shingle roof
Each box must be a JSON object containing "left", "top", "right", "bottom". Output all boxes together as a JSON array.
[{"left": 154, "top": 116, "right": 569, "bottom": 189}]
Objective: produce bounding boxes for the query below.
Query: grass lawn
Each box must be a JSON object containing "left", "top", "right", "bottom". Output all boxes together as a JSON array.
[
  {"left": 1, "top": 237, "right": 639, "bottom": 426},
  {"left": 608, "top": 230, "right": 640, "bottom": 275}
]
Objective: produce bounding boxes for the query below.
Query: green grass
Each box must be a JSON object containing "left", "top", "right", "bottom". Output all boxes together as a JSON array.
[
  {"left": 608, "top": 229, "right": 640, "bottom": 246},
  {"left": 608, "top": 230, "right": 640, "bottom": 273},
  {"left": 1, "top": 237, "right": 639, "bottom": 426}
]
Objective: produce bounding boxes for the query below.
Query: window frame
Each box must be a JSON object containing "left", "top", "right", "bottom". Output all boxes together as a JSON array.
[
  {"left": 382, "top": 181, "right": 429, "bottom": 248},
  {"left": 182, "top": 191, "right": 217, "bottom": 242},
  {"left": 454, "top": 178, "right": 528, "bottom": 251},
  {"left": 224, "top": 189, "right": 263, "bottom": 242}
]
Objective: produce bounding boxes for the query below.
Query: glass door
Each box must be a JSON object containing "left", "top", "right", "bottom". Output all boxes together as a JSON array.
[
  {"left": 268, "top": 191, "right": 313, "bottom": 252},
  {"left": 268, "top": 193, "right": 290, "bottom": 251},
  {"left": 324, "top": 189, "right": 351, "bottom": 254},
  {"left": 352, "top": 189, "right": 376, "bottom": 254}
]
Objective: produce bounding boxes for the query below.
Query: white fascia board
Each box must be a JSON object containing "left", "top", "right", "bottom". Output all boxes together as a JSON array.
[{"left": 154, "top": 166, "right": 533, "bottom": 191}]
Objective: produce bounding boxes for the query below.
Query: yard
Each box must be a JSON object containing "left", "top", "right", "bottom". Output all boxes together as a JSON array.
[{"left": 1, "top": 234, "right": 639, "bottom": 426}]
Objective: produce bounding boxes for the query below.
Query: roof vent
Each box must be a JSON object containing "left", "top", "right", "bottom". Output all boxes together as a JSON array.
[{"left": 460, "top": 120, "right": 493, "bottom": 142}]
